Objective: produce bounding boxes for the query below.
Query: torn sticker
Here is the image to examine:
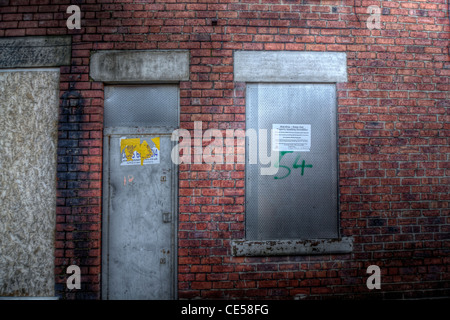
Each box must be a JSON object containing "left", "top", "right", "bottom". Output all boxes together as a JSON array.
[{"left": 120, "top": 137, "right": 160, "bottom": 165}]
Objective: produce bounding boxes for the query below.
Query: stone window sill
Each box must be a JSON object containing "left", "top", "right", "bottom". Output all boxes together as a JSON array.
[{"left": 231, "top": 237, "right": 353, "bottom": 257}]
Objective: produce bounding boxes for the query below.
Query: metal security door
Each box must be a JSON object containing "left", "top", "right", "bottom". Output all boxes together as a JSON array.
[
  {"left": 103, "top": 131, "right": 176, "bottom": 299},
  {"left": 102, "top": 85, "right": 178, "bottom": 300}
]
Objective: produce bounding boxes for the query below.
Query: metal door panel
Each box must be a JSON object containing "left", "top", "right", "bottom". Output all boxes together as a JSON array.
[{"left": 103, "top": 133, "right": 175, "bottom": 299}]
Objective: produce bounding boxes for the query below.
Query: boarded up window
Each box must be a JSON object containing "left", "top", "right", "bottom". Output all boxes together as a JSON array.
[
  {"left": 0, "top": 69, "right": 59, "bottom": 296},
  {"left": 246, "top": 83, "right": 338, "bottom": 240}
]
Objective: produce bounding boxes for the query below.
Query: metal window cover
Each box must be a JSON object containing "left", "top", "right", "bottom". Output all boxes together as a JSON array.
[
  {"left": 246, "top": 83, "right": 339, "bottom": 240},
  {"left": 104, "top": 85, "right": 179, "bottom": 128}
]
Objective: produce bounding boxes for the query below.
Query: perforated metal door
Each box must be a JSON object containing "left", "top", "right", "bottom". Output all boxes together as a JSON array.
[
  {"left": 246, "top": 83, "right": 338, "bottom": 240},
  {"left": 102, "top": 85, "right": 178, "bottom": 300}
]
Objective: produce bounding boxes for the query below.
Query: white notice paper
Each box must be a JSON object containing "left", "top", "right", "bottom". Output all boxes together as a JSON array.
[{"left": 272, "top": 124, "right": 311, "bottom": 152}]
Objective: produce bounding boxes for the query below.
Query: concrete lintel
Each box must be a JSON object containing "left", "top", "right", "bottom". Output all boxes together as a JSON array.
[
  {"left": 234, "top": 51, "right": 347, "bottom": 83},
  {"left": 0, "top": 36, "right": 71, "bottom": 68},
  {"left": 231, "top": 237, "right": 353, "bottom": 256},
  {"left": 89, "top": 50, "right": 190, "bottom": 83}
]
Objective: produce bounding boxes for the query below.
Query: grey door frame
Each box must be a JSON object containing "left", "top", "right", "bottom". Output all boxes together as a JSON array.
[{"left": 101, "top": 126, "right": 178, "bottom": 300}]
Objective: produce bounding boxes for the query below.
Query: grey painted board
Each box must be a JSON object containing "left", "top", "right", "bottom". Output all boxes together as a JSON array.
[
  {"left": 103, "top": 132, "right": 176, "bottom": 300},
  {"left": 0, "top": 36, "right": 71, "bottom": 68},
  {"left": 234, "top": 51, "right": 347, "bottom": 83},
  {"left": 90, "top": 50, "right": 190, "bottom": 83}
]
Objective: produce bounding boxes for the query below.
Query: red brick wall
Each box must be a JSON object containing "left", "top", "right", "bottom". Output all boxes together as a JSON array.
[{"left": 1, "top": 0, "right": 449, "bottom": 299}]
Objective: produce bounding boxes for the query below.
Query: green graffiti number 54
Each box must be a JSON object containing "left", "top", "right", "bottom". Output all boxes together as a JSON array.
[{"left": 274, "top": 151, "right": 313, "bottom": 179}]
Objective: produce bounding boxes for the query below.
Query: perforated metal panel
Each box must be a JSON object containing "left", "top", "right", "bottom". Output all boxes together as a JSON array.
[
  {"left": 102, "top": 84, "right": 178, "bottom": 299},
  {"left": 246, "top": 84, "right": 338, "bottom": 240},
  {"left": 104, "top": 85, "right": 179, "bottom": 128}
]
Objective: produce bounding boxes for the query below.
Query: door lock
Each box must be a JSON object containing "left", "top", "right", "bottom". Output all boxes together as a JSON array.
[{"left": 162, "top": 212, "right": 172, "bottom": 223}]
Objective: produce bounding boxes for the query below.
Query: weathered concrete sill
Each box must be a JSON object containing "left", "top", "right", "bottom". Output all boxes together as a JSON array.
[{"left": 231, "top": 237, "right": 353, "bottom": 257}]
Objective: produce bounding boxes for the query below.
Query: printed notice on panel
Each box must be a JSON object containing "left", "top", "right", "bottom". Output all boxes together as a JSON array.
[
  {"left": 120, "top": 137, "right": 160, "bottom": 165},
  {"left": 272, "top": 124, "right": 311, "bottom": 152}
]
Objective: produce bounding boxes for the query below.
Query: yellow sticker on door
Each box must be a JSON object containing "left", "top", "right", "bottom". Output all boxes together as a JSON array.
[{"left": 120, "top": 137, "right": 160, "bottom": 165}]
